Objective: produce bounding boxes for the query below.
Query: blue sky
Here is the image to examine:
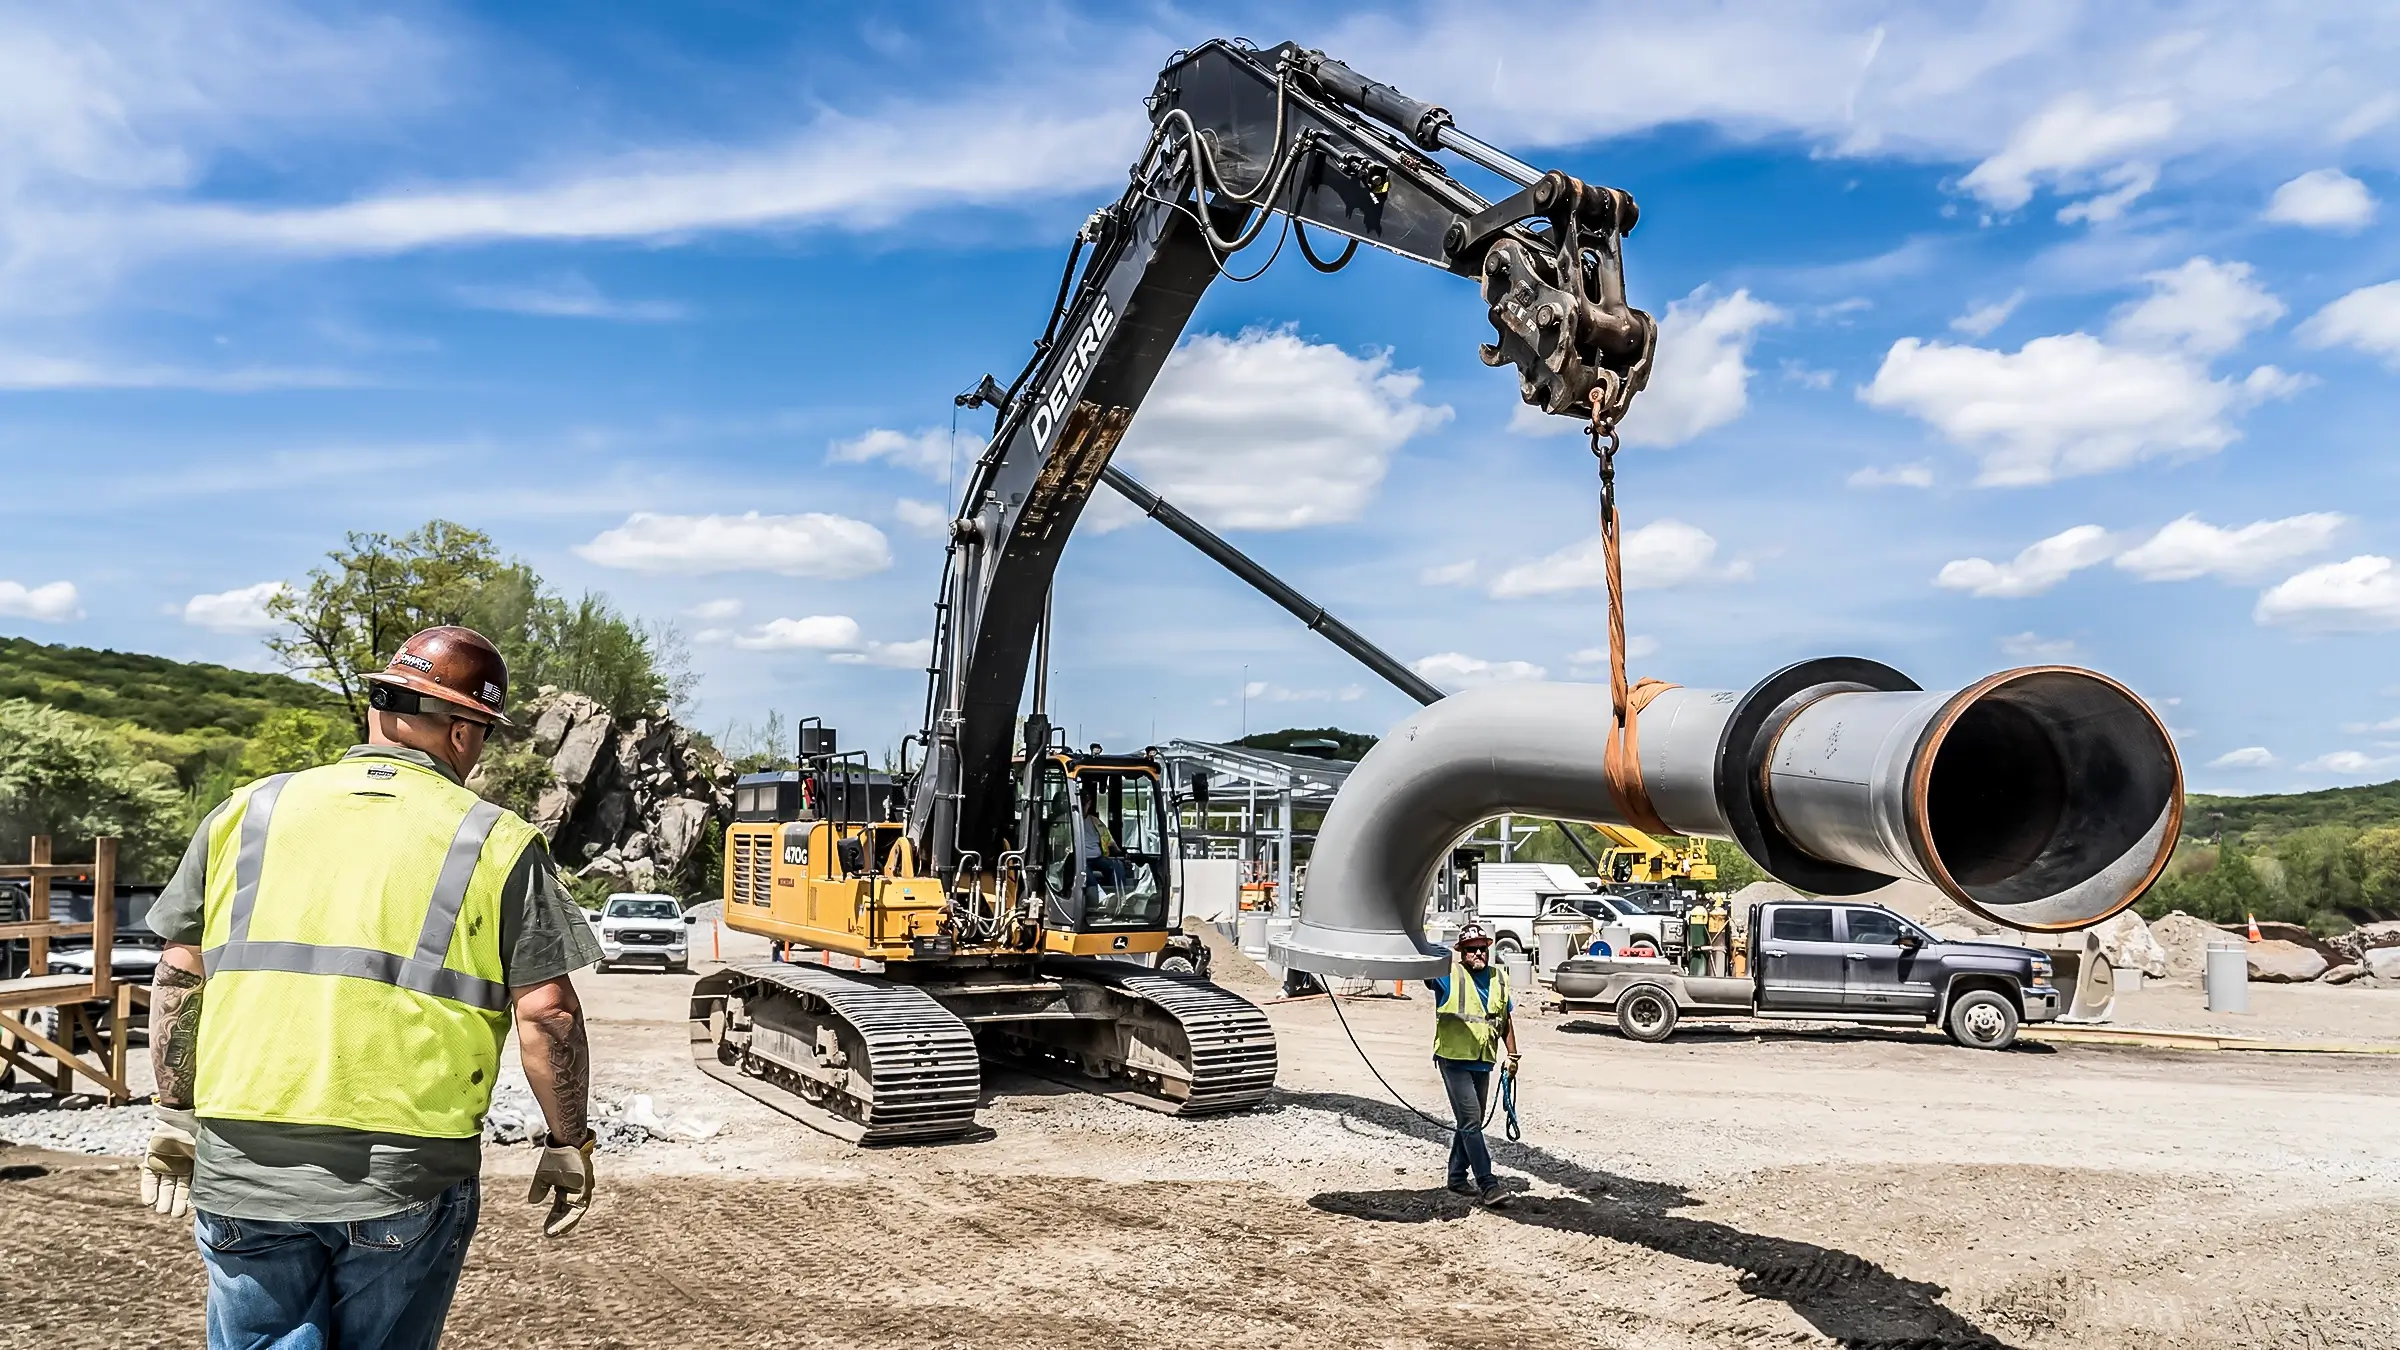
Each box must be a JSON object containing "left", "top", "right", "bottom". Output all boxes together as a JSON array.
[{"left": 3, "top": 2, "right": 2398, "bottom": 794}]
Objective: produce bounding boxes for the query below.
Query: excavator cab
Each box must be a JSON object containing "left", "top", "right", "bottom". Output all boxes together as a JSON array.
[{"left": 1025, "top": 753, "right": 1171, "bottom": 938}]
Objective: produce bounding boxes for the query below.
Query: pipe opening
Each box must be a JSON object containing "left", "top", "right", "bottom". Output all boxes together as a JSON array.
[{"left": 1918, "top": 669, "right": 2179, "bottom": 923}]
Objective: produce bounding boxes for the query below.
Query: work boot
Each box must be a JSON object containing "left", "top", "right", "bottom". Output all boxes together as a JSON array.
[
  {"left": 1475, "top": 1183, "right": 1514, "bottom": 1209},
  {"left": 1446, "top": 1179, "right": 1477, "bottom": 1197}
]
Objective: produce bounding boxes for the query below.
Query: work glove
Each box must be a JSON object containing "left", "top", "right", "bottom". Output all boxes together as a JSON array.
[
  {"left": 141, "top": 1107, "right": 198, "bottom": 1219},
  {"left": 528, "top": 1133, "right": 597, "bottom": 1238}
]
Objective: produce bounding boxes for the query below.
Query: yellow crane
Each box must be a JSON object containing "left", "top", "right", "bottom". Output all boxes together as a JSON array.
[{"left": 1572, "top": 821, "right": 1717, "bottom": 887}]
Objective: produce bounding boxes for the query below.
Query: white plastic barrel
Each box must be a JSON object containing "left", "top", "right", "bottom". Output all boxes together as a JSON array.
[
  {"left": 1238, "top": 911, "right": 1269, "bottom": 956},
  {"left": 2205, "top": 942, "right": 2249, "bottom": 1013}
]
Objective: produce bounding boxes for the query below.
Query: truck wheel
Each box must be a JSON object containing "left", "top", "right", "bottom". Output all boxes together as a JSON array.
[
  {"left": 1494, "top": 934, "right": 1525, "bottom": 961},
  {"left": 1615, "top": 985, "right": 1679, "bottom": 1043},
  {"left": 1945, "top": 990, "right": 2020, "bottom": 1050},
  {"left": 1159, "top": 955, "right": 1197, "bottom": 976}
]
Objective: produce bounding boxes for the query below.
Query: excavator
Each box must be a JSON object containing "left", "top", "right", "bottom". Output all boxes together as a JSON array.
[{"left": 690, "top": 37, "right": 1659, "bottom": 1143}]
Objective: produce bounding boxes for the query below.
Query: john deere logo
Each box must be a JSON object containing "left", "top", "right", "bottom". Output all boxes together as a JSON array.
[{"left": 1111, "top": 936, "right": 1129, "bottom": 950}]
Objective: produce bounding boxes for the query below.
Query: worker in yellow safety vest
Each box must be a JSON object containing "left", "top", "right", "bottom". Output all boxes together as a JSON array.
[
  {"left": 139, "top": 626, "right": 604, "bottom": 1350},
  {"left": 1427, "top": 922, "right": 1520, "bottom": 1207}
]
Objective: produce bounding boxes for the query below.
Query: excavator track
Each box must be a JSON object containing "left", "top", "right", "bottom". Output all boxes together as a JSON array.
[
  {"left": 689, "top": 962, "right": 983, "bottom": 1145},
  {"left": 1009, "top": 959, "right": 1280, "bottom": 1117}
]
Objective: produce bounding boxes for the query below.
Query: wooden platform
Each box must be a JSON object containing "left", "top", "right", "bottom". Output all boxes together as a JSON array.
[{"left": 0, "top": 837, "right": 135, "bottom": 1102}]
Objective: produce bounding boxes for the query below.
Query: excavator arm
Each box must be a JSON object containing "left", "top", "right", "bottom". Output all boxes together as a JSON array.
[{"left": 911, "top": 38, "right": 1657, "bottom": 880}]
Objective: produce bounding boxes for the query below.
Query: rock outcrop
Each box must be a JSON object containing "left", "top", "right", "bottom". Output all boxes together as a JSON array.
[{"left": 517, "top": 690, "right": 734, "bottom": 894}]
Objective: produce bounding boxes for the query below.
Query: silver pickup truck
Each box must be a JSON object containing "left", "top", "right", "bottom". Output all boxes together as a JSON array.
[{"left": 1552, "top": 899, "right": 2062, "bottom": 1050}]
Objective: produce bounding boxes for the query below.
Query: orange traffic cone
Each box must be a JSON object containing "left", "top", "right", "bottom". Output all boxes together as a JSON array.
[{"left": 2246, "top": 913, "right": 2262, "bottom": 942}]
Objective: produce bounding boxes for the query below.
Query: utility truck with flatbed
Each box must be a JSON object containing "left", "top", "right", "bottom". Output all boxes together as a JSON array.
[{"left": 1551, "top": 899, "right": 2060, "bottom": 1050}]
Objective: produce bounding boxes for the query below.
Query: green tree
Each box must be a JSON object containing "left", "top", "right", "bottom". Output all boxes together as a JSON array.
[
  {"left": 237, "top": 709, "right": 356, "bottom": 778},
  {"left": 468, "top": 743, "right": 555, "bottom": 821},
  {"left": 268, "top": 519, "right": 683, "bottom": 727},
  {"left": 0, "top": 700, "right": 188, "bottom": 881},
  {"left": 267, "top": 521, "right": 531, "bottom": 730},
  {"left": 2357, "top": 825, "right": 2400, "bottom": 913},
  {"left": 2274, "top": 824, "right": 2364, "bottom": 916}
]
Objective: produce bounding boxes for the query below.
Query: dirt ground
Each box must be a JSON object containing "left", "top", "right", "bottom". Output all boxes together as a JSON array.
[{"left": 9, "top": 925, "right": 2400, "bottom": 1349}]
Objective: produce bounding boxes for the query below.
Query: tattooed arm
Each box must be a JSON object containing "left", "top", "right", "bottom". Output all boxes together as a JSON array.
[
  {"left": 151, "top": 945, "right": 208, "bottom": 1110},
  {"left": 513, "top": 976, "right": 590, "bottom": 1146}
]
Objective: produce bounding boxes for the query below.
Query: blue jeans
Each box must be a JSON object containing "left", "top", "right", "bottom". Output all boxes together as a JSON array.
[
  {"left": 1438, "top": 1059, "right": 1495, "bottom": 1190},
  {"left": 195, "top": 1177, "right": 480, "bottom": 1350}
]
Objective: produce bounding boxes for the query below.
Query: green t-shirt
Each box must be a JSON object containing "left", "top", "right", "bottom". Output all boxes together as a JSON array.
[{"left": 149, "top": 745, "right": 602, "bottom": 1221}]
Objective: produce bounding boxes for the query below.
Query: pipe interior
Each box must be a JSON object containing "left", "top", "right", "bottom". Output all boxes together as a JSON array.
[{"left": 1923, "top": 671, "right": 2177, "bottom": 916}]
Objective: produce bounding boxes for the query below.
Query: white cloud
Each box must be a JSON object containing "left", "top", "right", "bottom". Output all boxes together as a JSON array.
[
  {"left": 0, "top": 580, "right": 82, "bottom": 622},
  {"left": 1614, "top": 288, "right": 1785, "bottom": 449},
  {"left": 1936, "top": 525, "right": 2116, "bottom": 598},
  {"left": 2054, "top": 161, "right": 2159, "bottom": 225},
  {"left": 182, "top": 580, "right": 286, "bottom": 633},
  {"left": 830, "top": 427, "right": 967, "bottom": 478},
  {"left": 1110, "top": 327, "right": 1451, "bottom": 531},
  {"left": 1567, "top": 637, "right": 1659, "bottom": 674},
  {"left": 576, "top": 511, "right": 890, "bottom": 578},
  {"left": 2108, "top": 258, "right": 2284, "bottom": 358},
  {"left": 2209, "top": 746, "right": 2277, "bottom": 770},
  {"left": 1233, "top": 681, "right": 1367, "bottom": 704},
  {"left": 893, "top": 498, "right": 949, "bottom": 535},
  {"left": 734, "top": 615, "right": 863, "bottom": 651},
  {"left": 451, "top": 274, "right": 687, "bottom": 321},
  {"left": 1959, "top": 95, "right": 2175, "bottom": 212},
  {"left": 2298, "top": 281, "right": 2400, "bottom": 367},
  {"left": 829, "top": 638, "right": 933, "bottom": 669},
  {"left": 2255, "top": 556, "right": 2400, "bottom": 631},
  {"left": 1419, "top": 560, "right": 1478, "bottom": 587},
  {"left": 1999, "top": 632, "right": 2079, "bottom": 661},
  {"left": 1950, "top": 291, "right": 2023, "bottom": 338},
  {"left": 140, "top": 101, "right": 1140, "bottom": 258},
  {"left": 2263, "top": 169, "right": 2377, "bottom": 230},
  {"left": 1861, "top": 332, "right": 2301, "bottom": 487},
  {"left": 2299, "top": 750, "right": 2400, "bottom": 776},
  {"left": 0, "top": 353, "right": 355, "bottom": 391},
  {"left": 1780, "top": 359, "right": 1836, "bottom": 390},
  {"left": 1413, "top": 652, "right": 1547, "bottom": 689},
  {"left": 2113, "top": 513, "right": 2346, "bottom": 582},
  {"left": 1490, "top": 519, "right": 1748, "bottom": 599},
  {"left": 1847, "top": 461, "right": 1934, "bottom": 489},
  {"left": 685, "top": 598, "right": 742, "bottom": 621}
]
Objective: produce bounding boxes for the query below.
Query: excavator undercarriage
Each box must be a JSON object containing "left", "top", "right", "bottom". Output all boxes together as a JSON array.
[{"left": 690, "top": 958, "right": 1277, "bottom": 1145}]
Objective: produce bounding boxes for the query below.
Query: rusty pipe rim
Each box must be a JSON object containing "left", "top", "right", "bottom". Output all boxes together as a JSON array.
[{"left": 1903, "top": 665, "right": 2184, "bottom": 933}]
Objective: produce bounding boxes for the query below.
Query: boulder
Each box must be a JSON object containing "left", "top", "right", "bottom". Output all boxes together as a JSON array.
[
  {"left": 2329, "top": 920, "right": 2400, "bottom": 964},
  {"left": 2091, "top": 910, "right": 2168, "bottom": 980},
  {"left": 2365, "top": 947, "right": 2400, "bottom": 981},
  {"left": 530, "top": 691, "right": 602, "bottom": 759},
  {"left": 651, "top": 798, "right": 711, "bottom": 875},
  {"left": 552, "top": 713, "right": 616, "bottom": 789},
  {"left": 2324, "top": 962, "right": 2369, "bottom": 985},
  {"left": 2149, "top": 911, "right": 2225, "bottom": 983},
  {"left": 1921, "top": 900, "right": 2007, "bottom": 936},
  {"left": 530, "top": 785, "right": 577, "bottom": 840},
  {"left": 2247, "top": 940, "right": 2328, "bottom": 984}
]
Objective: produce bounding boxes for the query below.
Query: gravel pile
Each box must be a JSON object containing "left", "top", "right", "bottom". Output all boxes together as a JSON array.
[
  {"left": 2150, "top": 911, "right": 2229, "bottom": 983},
  {"left": 0, "top": 1092, "right": 154, "bottom": 1155}
]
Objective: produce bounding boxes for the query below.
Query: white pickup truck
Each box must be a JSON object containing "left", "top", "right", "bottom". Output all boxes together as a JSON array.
[
  {"left": 594, "top": 893, "right": 695, "bottom": 973},
  {"left": 1469, "top": 862, "right": 1684, "bottom": 959}
]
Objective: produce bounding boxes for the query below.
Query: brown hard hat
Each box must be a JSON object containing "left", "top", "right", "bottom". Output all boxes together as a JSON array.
[{"left": 363, "top": 625, "right": 511, "bottom": 726}]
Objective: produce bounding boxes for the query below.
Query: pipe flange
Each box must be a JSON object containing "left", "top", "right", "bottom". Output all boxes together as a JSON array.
[{"left": 1715, "top": 657, "right": 1919, "bottom": 896}]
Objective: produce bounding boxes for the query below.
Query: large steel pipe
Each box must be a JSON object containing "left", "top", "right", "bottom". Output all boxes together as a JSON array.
[{"left": 1274, "top": 659, "right": 2182, "bottom": 979}]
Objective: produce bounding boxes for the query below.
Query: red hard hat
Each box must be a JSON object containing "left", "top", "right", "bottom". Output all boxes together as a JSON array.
[
  {"left": 363, "top": 626, "right": 511, "bottom": 726},
  {"left": 1454, "top": 922, "right": 1492, "bottom": 949}
]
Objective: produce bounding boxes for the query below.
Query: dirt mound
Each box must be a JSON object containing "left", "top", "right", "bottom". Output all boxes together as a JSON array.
[{"left": 1189, "top": 918, "right": 1277, "bottom": 991}]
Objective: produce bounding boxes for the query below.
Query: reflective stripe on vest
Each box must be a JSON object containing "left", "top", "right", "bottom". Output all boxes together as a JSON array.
[
  {"left": 1434, "top": 959, "right": 1511, "bottom": 1062},
  {"left": 204, "top": 786, "right": 509, "bottom": 1011},
  {"left": 194, "top": 757, "right": 537, "bottom": 1138}
]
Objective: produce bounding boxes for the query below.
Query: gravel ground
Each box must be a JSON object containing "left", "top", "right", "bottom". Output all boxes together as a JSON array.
[{"left": 11, "top": 926, "right": 2400, "bottom": 1348}]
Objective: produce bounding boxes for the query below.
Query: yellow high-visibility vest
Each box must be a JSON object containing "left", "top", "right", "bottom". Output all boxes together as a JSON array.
[
  {"left": 1433, "top": 959, "right": 1511, "bottom": 1063},
  {"left": 194, "top": 756, "right": 540, "bottom": 1138}
]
